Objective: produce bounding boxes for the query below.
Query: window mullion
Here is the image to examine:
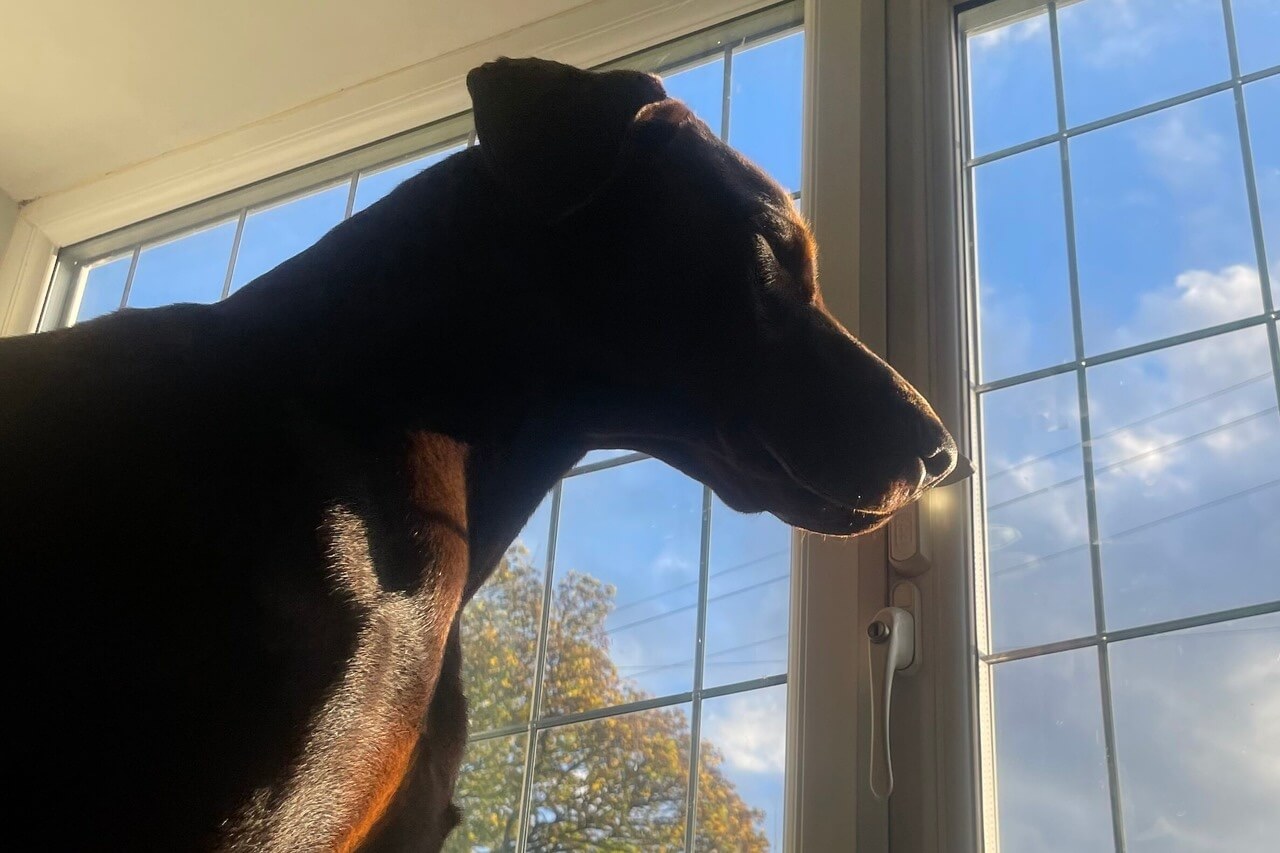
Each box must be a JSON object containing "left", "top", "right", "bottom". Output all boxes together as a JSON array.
[
  {"left": 116, "top": 247, "right": 141, "bottom": 310},
  {"left": 1047, "top": 4, "right": 1126, "bottom": 850},
  {"left": 342, "top": 174, "right": 359, "bottom": 221},
  {"left": 514, "top": 479, "right": 563, "bottom": 853},
  {"left": 682, "top": 485, "right": 715, "bottom": 850},
  {"left": 1221, "top": 0, "right": 1280, "bottom": 417},
  {"left": 220, "top": 209, "right": 247, "bottom": 301}
]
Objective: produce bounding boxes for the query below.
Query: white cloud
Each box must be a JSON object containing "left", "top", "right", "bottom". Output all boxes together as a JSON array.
[
  {"left": 970, "top": 14, "right": 1047, "bottom": 52},
  {"left": 996, "top": 617, "right": 1280, "bottom": 852},
  {"left": 1145, "top": 265, "right": 1262, "bottom": 328},
  {"left": 1105, "top": 617, "right": 1280, "bottom": 852},
  {"left": 704, "top": 689, "right": 786, "bottom": 774},
  {"left": 1076, "top": 9, "right": 1156, "bottom": 68},
  {"left": 1102, "top": 427, "right": 1183, "bottom": 483},
  {"left": 1136, "top": 112, "right": 1229, "bottom": 192},
  {"left": 1115, "top": 265, "right": 1270, "bottom": 389},
  {"left": 650, "top": 550, "right": 694, "bottom": 578}
]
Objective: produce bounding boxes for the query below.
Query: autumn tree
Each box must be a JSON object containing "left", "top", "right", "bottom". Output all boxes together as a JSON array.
[{"left": 445, "top": 543, "right": 770, "bottom": 852}]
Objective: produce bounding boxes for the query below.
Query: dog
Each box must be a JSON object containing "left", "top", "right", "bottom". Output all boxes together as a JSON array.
[{"left": 0, "top": 58, "right": 956, "bottom": 850}]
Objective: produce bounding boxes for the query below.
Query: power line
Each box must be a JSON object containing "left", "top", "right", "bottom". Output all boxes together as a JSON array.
[
  {"left": 990, "top": 476, "right": 1280, "bottom": 578},
  {"left": 987, "top": 406, "right": 1277, "bottom": 512},
  {"left": 617, "top": 633, "right": 789, "bottom": 679},
  {"left": 984, "top": 371, "right": 1272, "bottom": 481},
  {"left": 608, "top": 548, "right": 789, "bottom": 615},
  {"left": 602, "top": 573, "right": 789, "bottom": 637}
]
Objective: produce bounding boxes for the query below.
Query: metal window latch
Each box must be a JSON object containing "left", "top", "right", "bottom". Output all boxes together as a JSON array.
[{"left": 867, "top": 581, "right": 922, "bottom": 800}]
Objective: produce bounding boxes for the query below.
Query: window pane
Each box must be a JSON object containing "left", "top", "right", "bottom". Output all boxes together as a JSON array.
[
  {"left": 1088, "top": 327, "right": 1280, "bottom": 629},
  {"left": 1071, "top": 93, "right": 1260, "bottom": 353},
  {"left": 1246, "top": 76, "right": 1279, "bottom": 305},
  {"left": 126, "top": 219, "right": 237, "bottom": 309},
  {"left": 352, "top": 145, "right": 464, "bottom": 214},
  {"left": 542, "top": 460, "right": 703, "bottom": 715},
  {"left": 729, "top": 32, "right": 803, "bottom": 193},
  {"left": 527, "top": 706, "right": 691, "bottom": 851},
  {"left": 973, "top": 144, "right": 1075, "bottom": 381},
  {"left": 1231, "top": 0, "right": 1280, "bottom": 74},
  {"left": 989, "top": 648, "right": 1115, "bottom": 852},
  {"left": 663, "top": 57, "right": 724, "bottom": 133},
  {"left": 695, "top": 684, "right": 786, "bottom": 851},
  {"left": 703, "top": 497, "right": 789, "bottom": 687},
  {"left": 966, "top": 9, "right": 1057, "bottom": 157},
  {"left": 229, "top": 183, "right": 348, "bottom": 293},
  {"left": 1109, "top": 612, "right": 1280, "bottom": 853},
  {"left": 444, "top": 733, "right": 527, "bottom": 853},
  {"left": 1057, "top": 0, "right": 1230, "bottom": 126},
  {"left": 461, "top": 496, "right": 553, "bottom": 733},
  {"left": 76, "top": 254, "right": 131, "bottom": 322},
  {"left": 981, "top": 374, "right": 1096, "bottom": 651}
]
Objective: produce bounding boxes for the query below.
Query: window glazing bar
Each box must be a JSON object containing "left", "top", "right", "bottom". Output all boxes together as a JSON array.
[{"left": 981, "top": 599, "right": 1280, "bottom": 665}]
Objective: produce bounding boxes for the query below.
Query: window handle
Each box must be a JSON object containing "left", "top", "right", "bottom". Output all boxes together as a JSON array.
[{"left": 867, "top": 601, "right": 917, "bottom": 800}]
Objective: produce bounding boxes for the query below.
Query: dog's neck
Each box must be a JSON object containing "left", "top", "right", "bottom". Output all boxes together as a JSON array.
[
  {"left": 220, "top": 150, "right": 551, "bottom": 425},
  {"left": 216, "top": 147, "right": 591, "bottom": 591}
]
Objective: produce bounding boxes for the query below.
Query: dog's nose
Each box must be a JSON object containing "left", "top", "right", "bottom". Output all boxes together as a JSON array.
[
  {"left": 922, "top": 442, "right": 955, "bottom": 479},
  {"left": 915, "top": 419, "right": 957, "bottom": 481}
]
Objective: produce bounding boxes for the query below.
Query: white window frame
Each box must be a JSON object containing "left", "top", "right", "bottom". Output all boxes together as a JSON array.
[
  {"left": 787, "top": 2, "right": 980, "bottom": 850},
  {"left": 842, "top": 2, "right": 1280, "bottom": 852}
]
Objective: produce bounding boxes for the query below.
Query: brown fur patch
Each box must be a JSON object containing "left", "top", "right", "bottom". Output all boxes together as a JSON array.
[
  {"left": 220, "top": 433, "right": 471, "bottom": 852},
  {"left": 780, "top": 199, "right": 819, "bottom": 300}
]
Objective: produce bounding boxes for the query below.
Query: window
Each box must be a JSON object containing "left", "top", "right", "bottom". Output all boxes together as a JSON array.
[
  {"left": 41, "top": 1, "right": 1278, "bottom": 849},
  {"left": 960, "top": 2, "right": 1280, "bottom": 851},
  {"left": 41, "top": 6, "right": 805, "bottom": 852},
  {"left": 58, "top": 143, "right": 467, "bottom": 325}
]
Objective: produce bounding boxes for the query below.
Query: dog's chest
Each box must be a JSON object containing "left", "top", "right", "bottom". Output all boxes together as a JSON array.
[{"left": 226, "top": 432, "right": 471, "bottom": 853}]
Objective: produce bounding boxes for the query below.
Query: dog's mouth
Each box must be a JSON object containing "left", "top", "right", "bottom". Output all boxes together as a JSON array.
[{"left": 599, "top": 429, "right": 916, "bottom": 536}]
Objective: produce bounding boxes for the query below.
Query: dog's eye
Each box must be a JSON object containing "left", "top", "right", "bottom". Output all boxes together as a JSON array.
[{"left": 755, "top": 233, "right": 811, "bottom": 302}]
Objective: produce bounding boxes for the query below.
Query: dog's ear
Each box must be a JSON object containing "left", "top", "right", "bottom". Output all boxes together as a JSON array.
[{"left": 467, "top": 57, "right": 673, "bottom": 219}]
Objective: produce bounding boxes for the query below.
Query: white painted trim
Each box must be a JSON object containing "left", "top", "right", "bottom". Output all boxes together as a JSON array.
[
  {"left": 22, "top": 0, "right": 774, "bottom": 248},
  {"left": 0, "top": 215, "right": 57, "bottom": 337},
  {"left": 881, "top": 1, "right": 979, "bottom": 851},
  {"left": 785, "top": 0, "right": 890, "bottom": 850}
]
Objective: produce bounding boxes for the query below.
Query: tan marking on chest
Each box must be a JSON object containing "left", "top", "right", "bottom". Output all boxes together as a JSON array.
[{"left": 222, "top": 433, "right": 469, "bottom": 852}]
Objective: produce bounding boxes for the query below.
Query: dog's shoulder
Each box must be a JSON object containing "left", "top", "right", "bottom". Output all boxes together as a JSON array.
[{"left": 225, "top": 430, "right": 472, "bottom": 852}]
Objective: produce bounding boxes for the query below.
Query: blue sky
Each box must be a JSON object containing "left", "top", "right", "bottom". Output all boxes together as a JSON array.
[{"left": 69, "top": 5, "right": 1280, "bottom": 848}]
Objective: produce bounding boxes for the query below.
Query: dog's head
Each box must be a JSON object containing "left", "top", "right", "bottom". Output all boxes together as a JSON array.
[{"left": 467, "top": 58, "right": 957, "bottom": 535}]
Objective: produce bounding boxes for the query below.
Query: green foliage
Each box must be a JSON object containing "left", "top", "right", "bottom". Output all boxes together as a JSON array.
[{"left": 445, "top": 544, "right": 769, "bottom": 852}]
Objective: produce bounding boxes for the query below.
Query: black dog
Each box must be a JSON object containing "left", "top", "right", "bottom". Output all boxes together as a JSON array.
[{"left": 0, "top": 58, "right": 955, "bottom": 851}]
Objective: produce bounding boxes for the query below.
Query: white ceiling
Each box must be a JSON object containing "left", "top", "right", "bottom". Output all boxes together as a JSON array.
[{"left": 0, "top": 0, "right": 591, "bottom": 201}]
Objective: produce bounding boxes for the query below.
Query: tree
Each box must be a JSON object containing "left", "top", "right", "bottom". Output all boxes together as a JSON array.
[{"left": 445, "top": 543, "right": 770, "bottom": 852}]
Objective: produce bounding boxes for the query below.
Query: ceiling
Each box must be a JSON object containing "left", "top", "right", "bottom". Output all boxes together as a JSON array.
[{"left": 0, "top": 0, "right": 591, "bottom": 201}]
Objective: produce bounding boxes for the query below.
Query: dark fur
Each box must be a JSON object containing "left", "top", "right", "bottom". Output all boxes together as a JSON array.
[{"left": 0, "top": 59, "right": 953, "bottom": 850}]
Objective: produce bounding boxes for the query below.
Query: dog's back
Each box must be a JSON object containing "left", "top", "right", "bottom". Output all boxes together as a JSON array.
[{"left": 4, "top": 308, "right": 334, "bottom": 845}]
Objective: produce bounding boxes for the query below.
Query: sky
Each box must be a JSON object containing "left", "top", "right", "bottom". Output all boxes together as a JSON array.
[
  {"left": 970, "top": 1, "right": 1279, "bottom": 850},
  {"left": 67, "top": 4, "right": 1280, "bottom": 849}
]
